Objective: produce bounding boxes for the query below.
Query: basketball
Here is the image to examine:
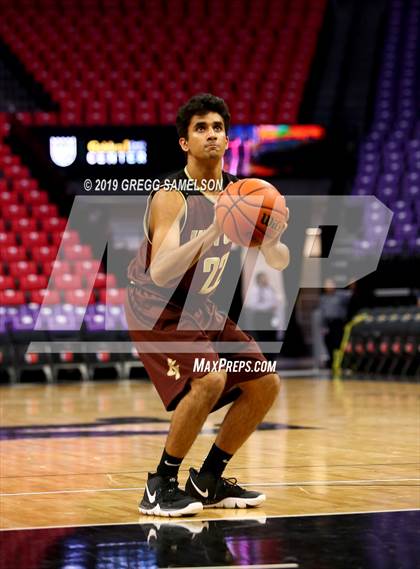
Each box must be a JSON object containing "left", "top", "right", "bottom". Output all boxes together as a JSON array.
[{"left": 215, "top": 178, "right": 287, "bottom": 247}]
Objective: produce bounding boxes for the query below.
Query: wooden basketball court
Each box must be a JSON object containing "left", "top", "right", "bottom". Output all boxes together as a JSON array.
[{"left": 1, "top": 377, "right": 418, "bottom": 531}]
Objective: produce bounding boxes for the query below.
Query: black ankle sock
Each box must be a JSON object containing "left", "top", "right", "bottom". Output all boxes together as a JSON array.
[
  {"left": 200, "top": 444, "right": 233, "bottom": 479},
  {"left": 156, "top": 449, "right": 183, "bottom": 479}
]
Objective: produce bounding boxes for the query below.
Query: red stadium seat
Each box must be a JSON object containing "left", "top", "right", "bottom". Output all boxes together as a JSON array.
[
  {"left": 54, "top": 273, "right": 83, "bottom": 290},
  {"left": 0, "top": 246, "right": 27, "bottom": 262},
  {"left": 0, "top": 191, "right": 19, "bottom": 206},
  {"left": 0, "top": 122, "right": 10, "bottom": 137},
  {"left": 3, "top": 164, "right": 30, "bottom": 179},
  {"left": 98, "top": 288, "right": 125, "bottom": 304},
  {"left": 0, "top": 145, "right": 10, "bottom": 158},
  {"left": 20, "top": 231, "right": 48, "bottom": 248},
  {"left": 31, "top": 246, "right": 59, "bottom": 263},
  {"left": 49, "top": 230, "right": 80, "bottom": 247},
  {"left": 0, "top": 154, "right": 20, "bottom": 168},
  {"left": 0, "top": 289, "right": 25, "bottom": 305},
  {"left": 0, "top": 232, "right": 17, "bottom": 247},
  {"left": 30, "top": 289, "right": 61, "bottom": 304},
  {"left": 10, "top": 218, "right": 38, "bottom": 232},
  {"left": 64, "top": 289, "right": 96, "bottom": 305},
  {"left": 33, "top": 112, "right": 57, "bottom": 126},
  {"left": 32, "top": 204, "right": 58, "bottom": 219},
  {"left": 0, "top": 275, "right": 14, "bottom": 290},
  {"left": 63, "top": 244, "right": 92, "bottom": 261},
  {"left": 2, "top": 204, "right": 28, "bottom": 219},
  {"left": 40, "top": 217, "right": 67, "bottom": 232},
  {"left": 72, "top": 260, "right": 100, "bottom": 276},
  {"left": 15, "top": 112, "right": 33, "bottom": 125},
  {"left": 19, "top": 273, "right": 48, "bottom": 291},
  {"left": 24, "top": 189, "right": 49, "bottom": 206},
  {"left": 8, "top": 260, "right": 37, "bottom": 277},
  {"left": 12, "top": 178, "right": 38, "bottom": 193},
  {"left": 84, "top": 272, "right": 117, "bottom": 289},
  {"left": 41, "top": 260, "right": 71, "bottom": 277}
]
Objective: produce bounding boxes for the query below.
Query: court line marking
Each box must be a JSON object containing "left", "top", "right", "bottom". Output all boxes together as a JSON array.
[
  {"left": 0, "top": 508, "right": 418, "bottom": 532},
  {"left": 1, "top": 462, "right": 418, "bottom": 479},
  {"left": 1, "top": 478, "right": 419, "bottom": 497}
]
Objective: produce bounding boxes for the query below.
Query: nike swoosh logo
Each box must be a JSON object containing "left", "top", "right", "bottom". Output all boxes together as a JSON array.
[
  {"left": 164, "top": 460, "right": 180, "bottom": 466},
  {"left": 145, "top": 483, "right": 156, "bottom": 504},
  {"left": 189, "top": 476, "right": 209, "bottom": 498}
]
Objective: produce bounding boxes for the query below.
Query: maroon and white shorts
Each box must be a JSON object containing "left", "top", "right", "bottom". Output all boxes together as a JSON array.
[{"left": 125, "top": 286, "right": 269, "bottom": 412}]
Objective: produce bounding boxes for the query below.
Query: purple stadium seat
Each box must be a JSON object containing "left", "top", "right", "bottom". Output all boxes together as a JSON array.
[
  {"left": 11, "top": 313, "right": 36, "bottom": 332},
  {"left": 104, "top": 305, "right": 127, "bottom": 330},
  {"left": 85, "top": 314, "right": 106, "bottom": 333},
  {"left": 408, "top": 237, "right": 420, "bottom": 252},
  {"left": 83, "top": 304, "right": 126, "bottom": 331},
  {"left": 383, "top": 238, "right": 403, "bottom": 255},
  {"left": 60, "top": 303, "right": 86, "bottom": 320},
  {"left": 406, "top": 185, "right": 419, "bottom": 201},
  {"left": 34, "top": 306, "right": 59, "bottom": 330},
  {"left": 394, "top": 200, "right": 408, "bottom": 213},
  {"left": 394, "top": 223, "right": 417, "bottom": 241},
  {"left": 395, "top": 211, "right": 412, "bottom": 224},
  {"left": 0, "top": 306, "right": 19, "bottom": 325},
  {"left": 0, "top": 318, "right": 7, "bottom": 335},
  {"left": 50, "top": 313, "right": 77, "bottom": 331},
  {"left": 353, "top": 0, "right": 420, "bottom": 259}
]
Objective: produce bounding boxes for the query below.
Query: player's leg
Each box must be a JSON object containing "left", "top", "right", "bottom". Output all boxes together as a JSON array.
[
  {"left": 186, "top": 373, "right": 280, "bottom": 508},
  {"left": 125, "top": 295, "right": 228, "bottom": 516},
  {"left": 141, "top": 370, "right": 227, "bottom": 517},
  {"left": 165, "top": 371, "right": 227, "bottom": 457},
  {"left": 214, "top": 372, "right": 280, "bottom": 453},
  {"left": 185, "top": 316, "right": 280, "bottom": 508}
]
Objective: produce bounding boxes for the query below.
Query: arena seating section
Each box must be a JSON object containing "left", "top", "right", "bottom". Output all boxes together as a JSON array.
[
  {"left": 0, "top": 0, "right": 326, "bottom": 125},
  {"left": 339, "top": 307, "right": 420, "bottom": 379},
  {"left": 0, "top": 134, "right": 134, "bottom": 381},
  {"left": 0, "top": 0, "right": 327, "bottom": 382},
  {"left": 0, "top": 0, "right": 418, "bottom": 382},
  {"left": 352, "top": 0, "right": 420, "bottom": 257}
]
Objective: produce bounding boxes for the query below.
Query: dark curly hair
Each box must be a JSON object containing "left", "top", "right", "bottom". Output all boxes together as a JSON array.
[{"left": 176, "top": 93, "right": 231, "bottom": 139}]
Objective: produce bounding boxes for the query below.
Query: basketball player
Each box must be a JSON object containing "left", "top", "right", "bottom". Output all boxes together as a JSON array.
[{"left": 125, "top": 94, "right": 290, "bottom": 517}]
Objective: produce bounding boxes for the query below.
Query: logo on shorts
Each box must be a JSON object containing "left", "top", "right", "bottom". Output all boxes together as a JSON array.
[{"left": 167, "top": 358, "right": 181, "bottom": 380}]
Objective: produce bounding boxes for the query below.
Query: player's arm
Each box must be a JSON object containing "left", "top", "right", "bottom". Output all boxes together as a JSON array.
[
  {"left": 149, "top": 189, "right": 222, "bottom": 287},
  {"left": 259, "top": 207, "right": 290, "bottom": 271}
]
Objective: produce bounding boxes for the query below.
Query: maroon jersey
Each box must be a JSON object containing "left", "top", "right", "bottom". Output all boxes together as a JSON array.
[
  {"left": 125, "top": 169, "right": 269, "bottom": 412},
  {"left": 127, "top": 169, "right": 238, "bottom": 330}
]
